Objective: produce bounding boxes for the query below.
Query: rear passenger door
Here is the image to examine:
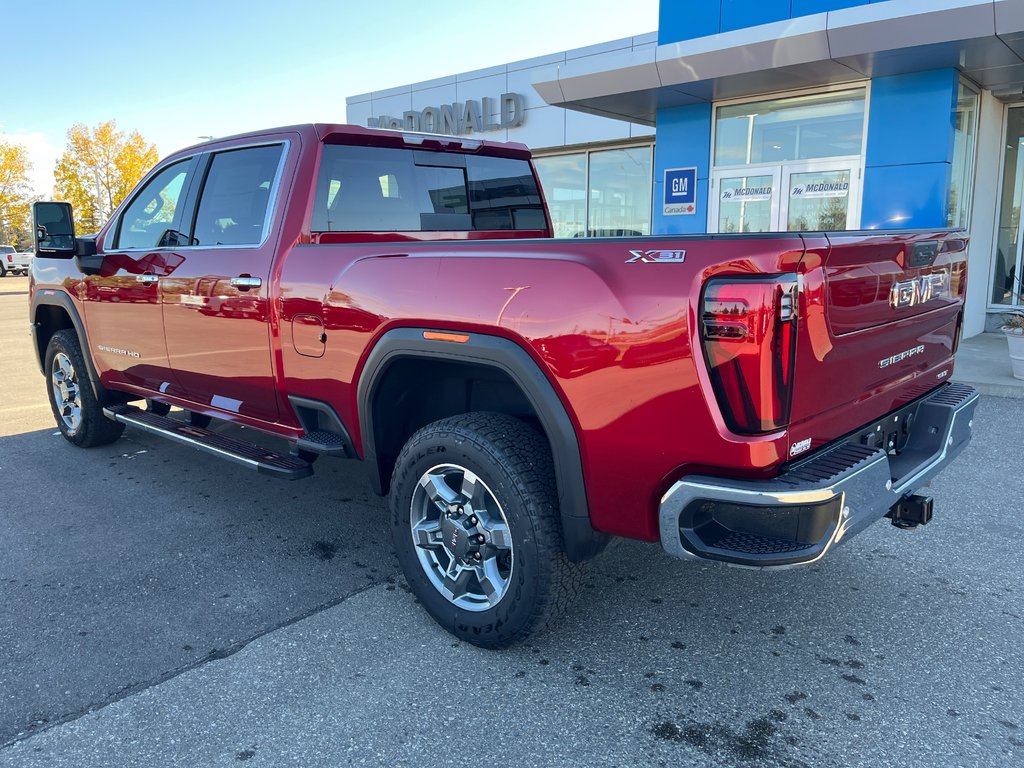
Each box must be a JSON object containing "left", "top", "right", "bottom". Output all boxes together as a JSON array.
[{"left": 160, "top": 141, "right": 289, "bottom": 423}]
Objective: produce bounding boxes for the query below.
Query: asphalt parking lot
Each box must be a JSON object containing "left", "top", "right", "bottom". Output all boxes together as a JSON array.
[{"left": 1, "top": 274, "right": 1022, "bottom": 767}]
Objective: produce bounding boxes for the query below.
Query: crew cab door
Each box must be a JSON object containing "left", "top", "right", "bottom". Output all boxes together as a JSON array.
[
  {"left": 160, "top": 142, "right": 290, "bottom": 423},
  {"left": 85, "top": 156, "right": 198, "bottom": 392}
]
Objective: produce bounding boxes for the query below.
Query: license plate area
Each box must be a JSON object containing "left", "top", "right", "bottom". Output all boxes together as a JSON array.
[{"left": 848, "top": 399, "right": 923, "bottom": 457}]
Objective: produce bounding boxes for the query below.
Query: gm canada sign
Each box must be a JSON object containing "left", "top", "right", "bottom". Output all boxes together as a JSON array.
[{"left": 664, "top": 167, "right": 697, "bottom": 216}]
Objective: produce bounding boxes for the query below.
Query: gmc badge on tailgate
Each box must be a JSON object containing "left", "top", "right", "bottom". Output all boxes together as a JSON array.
[{"left": 889, "top": 272, "right": 948, "bottom": 310}]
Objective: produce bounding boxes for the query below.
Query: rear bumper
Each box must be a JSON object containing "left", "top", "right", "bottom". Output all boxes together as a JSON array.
[{"left": 659, "top": 383, "right": 979, "bottom": 568}]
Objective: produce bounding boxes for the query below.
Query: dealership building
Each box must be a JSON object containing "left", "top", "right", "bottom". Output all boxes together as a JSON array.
[{"left": 346, "top": 0, "right": 1024, "bottom": 338}]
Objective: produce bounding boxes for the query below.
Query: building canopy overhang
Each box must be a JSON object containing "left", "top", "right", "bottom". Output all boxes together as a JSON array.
[{"left": 532, "top": 0, "right": 1024, "bottom": 125}]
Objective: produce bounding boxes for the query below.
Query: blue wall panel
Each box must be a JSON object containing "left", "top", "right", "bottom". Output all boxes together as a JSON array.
[
  {"left": 861, "top": 68, "right": 957, "bottom": 230},
  {"left": 658, "top": 0, "right": 878, "bottom": 44},
  {"left": 865, "top": 69, "right": 958, "bottom": 167},
  {"left": 720, "top": 0, "right": 790, "bottom": 33},
  {"left": 658, "top": 1, "right": 720, "bottom": 45},
  {"left": 860, "top": 163, "right": 951, "bottom": 230},
  {"left": 652, "top": 103, "right": 713, "bottom": 234}
]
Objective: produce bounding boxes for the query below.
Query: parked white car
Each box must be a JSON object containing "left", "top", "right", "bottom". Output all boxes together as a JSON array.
[{"left": 0, "top": 246, "right": 32, "bottom": 276}]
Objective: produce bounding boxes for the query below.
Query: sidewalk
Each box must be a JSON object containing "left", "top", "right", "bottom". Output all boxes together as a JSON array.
[{"left": 954, "top": 332, "right": 1024, "bottom": 399}]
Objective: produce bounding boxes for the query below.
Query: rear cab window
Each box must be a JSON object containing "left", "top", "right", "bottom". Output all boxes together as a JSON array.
[{"left": 311, "top": 144, "right": 548, "bottom": 234}]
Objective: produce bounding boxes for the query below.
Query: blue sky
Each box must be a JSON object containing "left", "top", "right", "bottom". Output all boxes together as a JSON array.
[{"left": 3, "top": 0, "right": 658, "bottom": 195}]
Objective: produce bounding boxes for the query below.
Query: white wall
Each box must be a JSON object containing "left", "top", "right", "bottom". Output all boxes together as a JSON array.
[
  {"left": 963, "top": 89, "right": 1004, "bottom": 338},
  {"left": 345, "top": 35, "right": 655, "bottom": 152}
]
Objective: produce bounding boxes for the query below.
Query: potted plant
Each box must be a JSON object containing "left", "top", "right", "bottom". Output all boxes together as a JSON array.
[{"left": 1002, "top": 310, "right": 1024, "bottom": 381}]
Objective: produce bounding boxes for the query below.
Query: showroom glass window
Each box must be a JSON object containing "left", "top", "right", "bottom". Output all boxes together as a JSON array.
[
  {"left": 948, "top": 81, "right": 979, "bottom": 230},
  {"left": 992, "top": 106, "right": 1024, "bottom": 306},
  {"left": 534, "top": 145, "right": 653, "bottom": 238},
  {"left": 714, "top": 89, "right": 866, "bottom": 166},
  {"left": 710, "top": 89, "right": 866, "bottom": 234}
]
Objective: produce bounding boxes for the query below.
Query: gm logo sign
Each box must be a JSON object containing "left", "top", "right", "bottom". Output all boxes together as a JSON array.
[{"left": 663, "top": 167, "right": 697, "bottom": 216}]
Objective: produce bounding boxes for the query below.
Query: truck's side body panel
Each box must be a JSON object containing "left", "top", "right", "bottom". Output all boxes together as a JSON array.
[{"left": 29, "top": 124, "right": 970, "bottom": 548}]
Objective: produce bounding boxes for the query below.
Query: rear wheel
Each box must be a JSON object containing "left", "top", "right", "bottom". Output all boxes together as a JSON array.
[
  {"left": 388, "top": 412, "right": 581, "bottom": 648},
  {"left": 0, "top": 265, "right": 6, "bottom": 277},
  {"left": 45, "top": 330, "right": 125, "bottom": 447}
]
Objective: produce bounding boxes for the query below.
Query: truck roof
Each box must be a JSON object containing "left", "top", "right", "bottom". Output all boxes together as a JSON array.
[{"left": 174, "top": 123, "right": 532, "bottom": 160}]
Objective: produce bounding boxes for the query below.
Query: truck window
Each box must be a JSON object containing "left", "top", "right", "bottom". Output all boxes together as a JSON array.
[
  {"left": 311, "top": 145, "right": 547, "bottom": 233},
  {"left": 114, "top": 160, "right": 191, "bottom": 250},
  {"left": 192, "top": 144, "right": 284, "bottom": 246}
]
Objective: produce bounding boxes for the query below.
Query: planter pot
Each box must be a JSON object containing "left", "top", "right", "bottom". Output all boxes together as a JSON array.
[{"left": 1004, "top": 329, "right": 1024, "bottom": 381}]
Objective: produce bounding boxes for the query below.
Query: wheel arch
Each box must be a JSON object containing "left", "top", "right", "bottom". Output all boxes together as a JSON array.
[
  {"left": 32, "top": 291, "right": 108, "bottom": 401},
  {"left": 356, "top": 327, "right": 607, "bottom": 562}
]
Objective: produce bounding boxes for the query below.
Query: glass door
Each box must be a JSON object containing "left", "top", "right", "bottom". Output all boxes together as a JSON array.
[
  {"left": 992, "top": 106, "right": 1024, "bottom": 307},
  {"left": 709, "top": 168, "right": 781, "bottom": 233},
  {"left": 710, "top": 161, "right": 860, "bottom": 233},
  {"left": 781, "top": 159, "right": 861, "bottom": 232}
]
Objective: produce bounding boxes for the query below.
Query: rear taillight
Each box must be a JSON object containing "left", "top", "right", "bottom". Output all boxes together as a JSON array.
[
  {"left": 5, "top": 255, "right": 11, "bottom": 263},
  {"left": 701, "top": 276, "right": 799, "bottom": 434}
]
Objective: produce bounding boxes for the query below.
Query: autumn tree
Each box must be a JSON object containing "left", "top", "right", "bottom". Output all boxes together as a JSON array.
[
  {"left": 0, "top": 140, "right": 32, "bottom": 247},
  {"left": 53, "top": 121, "right": 159, "bottom": 233}
]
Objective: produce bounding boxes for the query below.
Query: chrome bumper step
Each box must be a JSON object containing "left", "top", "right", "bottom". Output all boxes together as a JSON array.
[
  {"left": 103, "top": 404, "right": 313, "bottom": 480},
  {"left": 659, "top": 383, "right": 980, "bottom": 568}
]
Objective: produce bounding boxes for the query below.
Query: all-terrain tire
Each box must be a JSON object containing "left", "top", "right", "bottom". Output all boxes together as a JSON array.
[
  {"left": 388, "top": 412, "right": 582, "bottom": 648},
  {"left": 44, "top": 329, "right": 125, "bottom": 447}
]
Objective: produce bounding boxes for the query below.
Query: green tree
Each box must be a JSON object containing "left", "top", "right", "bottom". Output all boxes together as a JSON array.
[
  {"left": 0, "top": 140, "right": 32, "bottom": 246},
  {"left": 53, "top": 121, "right": 159, "bottom": 233}
]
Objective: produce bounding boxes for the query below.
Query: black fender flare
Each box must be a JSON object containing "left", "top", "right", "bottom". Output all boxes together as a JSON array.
[
  {"left": 31, "top": 290, "right": 108, "bottom": 401},
  {"left": 357, "top": 327, "right": 607, "bottom": 562}
]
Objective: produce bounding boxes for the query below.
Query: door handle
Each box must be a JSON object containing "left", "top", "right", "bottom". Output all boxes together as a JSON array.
[
  {"left": 230, "top": 276, "right": 262, "bottom": 290},
  {"left": 137, "top": 273, "right": 159, "bottom": 285}
]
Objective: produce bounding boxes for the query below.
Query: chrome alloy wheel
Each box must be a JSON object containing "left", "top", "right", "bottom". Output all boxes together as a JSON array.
[
  {"left": 51, "top": 352, "right": 82, "bottom": 434},
  {"left": 410, "top": 464, "right": 514, "bottom": 612}
]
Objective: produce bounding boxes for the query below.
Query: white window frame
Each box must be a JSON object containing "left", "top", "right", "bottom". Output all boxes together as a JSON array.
[{"left": 707, "top": 82, "right": 871, "bottom": 234}]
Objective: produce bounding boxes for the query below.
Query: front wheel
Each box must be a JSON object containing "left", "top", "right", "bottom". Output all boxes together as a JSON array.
[
  {"left": 45, "top": 329, "right": 125, "bottom": 447},
  {"left": 388, "top": 412, "right": 581, "bottom": 648}
]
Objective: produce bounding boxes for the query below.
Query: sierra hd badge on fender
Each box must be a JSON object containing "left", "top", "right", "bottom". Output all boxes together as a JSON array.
[{"left": 626, "top": 249, "right": 686, "bottom": 263}]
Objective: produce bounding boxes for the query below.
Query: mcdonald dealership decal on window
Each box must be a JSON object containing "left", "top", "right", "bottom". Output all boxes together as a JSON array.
[
  {"left": 790, "top": 181, "right": 849, "bottom": 199},
  {"left": 663, "top": 167, "right": 697, "bottom": 215},
  {"left": 721, "top": 186, "right": 772, "bottom": 202}
]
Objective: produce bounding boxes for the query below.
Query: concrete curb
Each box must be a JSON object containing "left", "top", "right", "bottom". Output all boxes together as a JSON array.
[{"left": 952, "top": 377, "right": 1024, "bottom": 399}]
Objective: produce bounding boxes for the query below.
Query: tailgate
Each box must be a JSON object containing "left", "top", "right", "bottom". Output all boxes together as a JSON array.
[{"left": 787, "top": 230, "right": 967, "bottom": 455}]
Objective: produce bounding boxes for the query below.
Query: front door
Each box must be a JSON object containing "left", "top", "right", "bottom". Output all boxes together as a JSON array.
[
  {"left": 710, "top": 158, "right": 860, "bottom": 233},
  {"left": 160, "top": 142, "right": 288, "bottom": 424},
  {"left": 85, "top": 157, "right": 197, "bottom": 392}
]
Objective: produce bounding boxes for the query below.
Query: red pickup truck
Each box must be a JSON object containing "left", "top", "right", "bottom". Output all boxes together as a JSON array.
[{"left": 30, "top": 124, "right": 978, "bottom": 647}]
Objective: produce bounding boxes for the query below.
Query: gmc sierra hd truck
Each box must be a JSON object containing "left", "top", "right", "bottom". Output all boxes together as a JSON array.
[{"left": 30, "top": 124, "right": 978, "bottom": 647}]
